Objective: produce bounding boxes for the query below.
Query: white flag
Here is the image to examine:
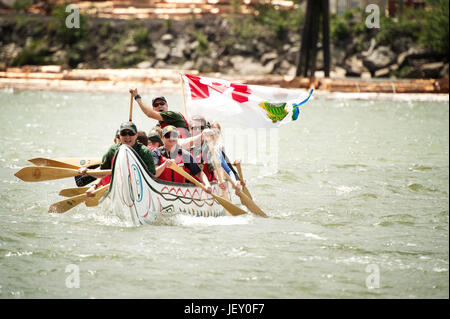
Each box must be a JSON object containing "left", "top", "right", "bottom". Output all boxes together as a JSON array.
[{"left": 181, "top": 74, "right": 313, "bottom": 128}]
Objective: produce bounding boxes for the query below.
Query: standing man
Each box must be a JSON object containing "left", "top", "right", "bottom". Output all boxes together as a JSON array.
[{"left": 129, "top": 88, "right": 191, "bottom": 138}]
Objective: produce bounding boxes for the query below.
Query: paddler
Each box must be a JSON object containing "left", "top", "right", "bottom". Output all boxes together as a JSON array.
[
  {"left": 210, "top": 121, "right": 242, "bottom": 184},
  {"left": 188, "top": 115, "right": 230, "bottom": 186},
  {"left": 79, "top": 121, "right": 156, "bottom": 197},
  {"left": 129, "top": 88, "right": 191, "bottom": 138},
  {"left": 147, "top": 132, "right": 164, "bottom": 150},
  {"left": 153, "top": 125, "right": 213, "bottom": 193},
  {"left": 189, "top": 116, "right": 243, "bottom": 195}
]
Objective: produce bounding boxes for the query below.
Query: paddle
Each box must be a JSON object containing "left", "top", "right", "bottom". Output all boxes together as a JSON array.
[
  {"left": 28, "top": 158, "right": 81, "bottom": 170},
  {"left": 223, "top": 172, "right": 268, "bottom": 218},
  {"left": 204, "top": 136, "right": 234, "bottom": 216},
  {"left": 85, "top": 185, "right": 109, "bottom": 207},
  {"left": 28, "top": 157, "right": 102, "bottom": 187},
  {"left": 59, "top": 187, "right": 90, "bottom": 197},
  {"left": 49, "top": 185, "right": 109, "bottom": 213},
  {"left": 54, "top": 157, "right": 101, "bottom": 167},
  {"left": 129, "top": 92, "right": 133, "bottom": 121},
  {"left": 14, "top": 166, "right": 111, "bottom": 182},
  {"left": 85, "top": 197, "right": 101, "bottom": 207},
  {"left": 166, "top": 161, "right": 247, "bottom": 216},
  {"left": 28, "top": 157, "right": 102, "bottom": 169},
  {"left": 233, "top": 162, "right": 253, "bottom": 200}
]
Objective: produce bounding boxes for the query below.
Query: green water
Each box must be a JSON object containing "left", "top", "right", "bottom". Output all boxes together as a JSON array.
[{"left": 0, "top": 89, "right": 448, "bottom": 299}]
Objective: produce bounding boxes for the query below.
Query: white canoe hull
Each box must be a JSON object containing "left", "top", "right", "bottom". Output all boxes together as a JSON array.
[{"left": 105, "top": 144, "right": 226, "bottom": 225}]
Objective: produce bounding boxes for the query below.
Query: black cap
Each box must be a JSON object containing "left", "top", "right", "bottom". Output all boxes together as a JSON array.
[
  {"left": 148, "top": 132, "right": 163, "bottom": 145},
  {"left": 119, "top": 121, "right": 137, "bottom": 134},
  {"left": 162, "top": 125, "right": 179, "bottom": 137},
  {"left": 152, "top": 96, "right": 167, "bottom": 105}
]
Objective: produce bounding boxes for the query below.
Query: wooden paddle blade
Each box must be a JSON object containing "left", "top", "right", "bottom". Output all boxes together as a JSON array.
[
  {"left": 237, "top": 192, "right": 267, "bottom": 218},
  {"left": 85, "top": 198, "right": 99, "bottom": 207},
  {"left": 86, "top": 186, "right": 109, "bottom": 206},
  {"left": 28, "top": 158, "right": 81, "bottom": 169},
  {"left": 50, "top": 185, "right": 109, "bottom": 213},
  {"left": 14, "top": 166, "right": 78, "bottom": 182},
  {"left": 48, "top": 193, "right": 87, "bottom": 213},
  {"left": 59, "top": 187, "right": 90, "bottom": 197},
  {"left": 85, "top": 186, "right": 108, "bottom": 206},
  {"left": 211, "top": 193, "right": 247, "bottom": 216},
  {"left": 166, "top": 162, "right": 247, "bottom": 217},
  {"left": 54, "top": 157, "right": 102, "bottom": 167},
  {"left": 14, "top": 166, "right": 111, "bottom": 182},
  {"left": 223, "top": 173, "right": 267, "bottom": 218}
]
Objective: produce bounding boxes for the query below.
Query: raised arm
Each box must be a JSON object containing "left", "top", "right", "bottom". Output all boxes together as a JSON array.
[
  {"left": 129, "top": 88, "right": 163, "bottom": 121},
  {"left": 178, "top": 128, "right": 214, "bottom": 150}
]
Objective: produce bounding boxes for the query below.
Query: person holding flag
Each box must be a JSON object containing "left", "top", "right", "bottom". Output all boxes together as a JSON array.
[{"left": 129, "top": 88, "right": 191, "bottom": 138}]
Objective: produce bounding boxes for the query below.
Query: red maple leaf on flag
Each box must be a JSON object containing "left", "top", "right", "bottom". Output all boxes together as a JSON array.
[
  {"left": 184, "top": 74, "right": 251, "bottom": 103},
  {"left": 230, "top": 83, "right": 250, "bottom": 103},
  {"left": 185, "top": 74, "right": 209, "bottom": 100}
]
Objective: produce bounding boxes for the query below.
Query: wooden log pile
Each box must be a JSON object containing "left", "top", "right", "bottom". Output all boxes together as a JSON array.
[
  {"left": 0, "top": 66, "right": 196, "bottom": 92},
  {"left": 283, "top": 76, "right": 449, "bottom": 94},
  {"left": 0, "top": 66, "right": 448, "bottom": 94},
  {"left": 23, "top": 0, "right": 295, "bottom": 20}
]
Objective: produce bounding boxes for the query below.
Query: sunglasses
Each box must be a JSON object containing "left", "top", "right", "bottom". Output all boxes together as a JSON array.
[
  {"left": 163, "top": 133, "right": 178, "bottom": 139},
  {"left": 120, "top": 131, "right": 136, "bottom": 137},
  {"left": 153, "top": 101, "right": 166, "bottom": 107},
  {"left": 191, "top": 126, "right": 205, "bottom": 131}
]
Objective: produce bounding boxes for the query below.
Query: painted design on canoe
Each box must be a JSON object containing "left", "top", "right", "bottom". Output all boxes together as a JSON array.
[
  {"left": 159, "top": 186, "right": 216, "bottom": 207},
  {"left": 105, "top": 144, "right": 227, "bottom": 226}
]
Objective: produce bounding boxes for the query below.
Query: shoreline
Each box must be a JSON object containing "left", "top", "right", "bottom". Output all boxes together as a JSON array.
[{"left": 1, "top": 66, "right": 448, "bottom": 102}]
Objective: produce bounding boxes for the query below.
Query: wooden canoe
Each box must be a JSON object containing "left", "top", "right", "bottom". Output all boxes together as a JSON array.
[{"left": 102, "top": 144, "right": 227, "bottom": 225}]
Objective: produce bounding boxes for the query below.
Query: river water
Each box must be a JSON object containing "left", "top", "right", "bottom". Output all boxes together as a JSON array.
[{"left": 0, "top": 89, "right": 448, "bottom": 299}]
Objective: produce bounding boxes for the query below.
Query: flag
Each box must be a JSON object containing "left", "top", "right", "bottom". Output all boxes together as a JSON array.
[{"left": 181, "top": 73, "right": 313, "bottom": 128}]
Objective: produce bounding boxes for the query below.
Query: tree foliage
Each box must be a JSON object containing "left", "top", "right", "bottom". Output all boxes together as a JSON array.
[{"left": 419, "top": 0, "right": 449, "bottom": 56}]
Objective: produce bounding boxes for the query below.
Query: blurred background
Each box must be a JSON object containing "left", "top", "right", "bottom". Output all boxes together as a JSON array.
[{"left": 0, "top": 0, "right": 448, "bottom": 84}]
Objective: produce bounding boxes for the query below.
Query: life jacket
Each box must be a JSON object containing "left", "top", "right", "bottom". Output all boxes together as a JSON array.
[
  {"left": 100, "top": 155, "right": 114, "bottom": 186},
  {"left": 160, "top": 112, "right": 191, "bottom": 138},
  {"left": 157, "top": 148, "right": 190, "bottom": 183},
  {"left": 192, "top": 145, "right": 216, "bottom": 182}
]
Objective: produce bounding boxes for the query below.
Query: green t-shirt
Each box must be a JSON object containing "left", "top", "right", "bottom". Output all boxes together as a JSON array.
[
  {"left": 159, "top": 111, "right": 189, "bottom": 130},
  {"left": 100, "top": 142, "right": 156, "bottom": 175}
]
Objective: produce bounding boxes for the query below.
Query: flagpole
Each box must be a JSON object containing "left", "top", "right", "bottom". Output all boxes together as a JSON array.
[{"left": 179, "top": 73, "right": 188, "bottom": 121}]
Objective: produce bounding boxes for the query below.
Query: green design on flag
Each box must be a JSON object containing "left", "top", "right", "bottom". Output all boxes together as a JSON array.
[{"left": 258, "top": 101, "right": 289, "bottom": 123}]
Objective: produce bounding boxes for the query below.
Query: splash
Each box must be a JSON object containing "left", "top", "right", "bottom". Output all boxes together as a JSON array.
[{"left": 172, "top": 214, "right": 252, "bottom": 227}]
